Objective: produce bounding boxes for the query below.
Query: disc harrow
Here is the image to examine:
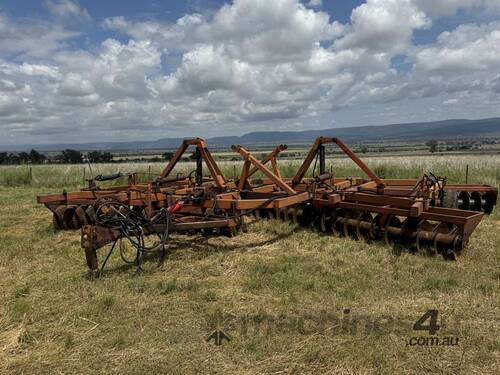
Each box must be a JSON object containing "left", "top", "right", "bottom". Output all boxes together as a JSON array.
[
  {"left": 234, "top": 136, "right": 494, "bottom": 260},
  {"left": 38, "top": 138, "right": 289, "bottom": 230},
  {"left": 36, "top": 136, "right": 497, "bottom": 272},
  {"left": 273, "top": 204, "right": 482, "bottom": 259}
]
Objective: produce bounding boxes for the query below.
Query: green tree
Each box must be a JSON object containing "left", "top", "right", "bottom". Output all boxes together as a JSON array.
[
  {"left": 101, "top": 152, "right": 113, "bottom": 163},
  {"left": 426, "top": 139, "right": 438, "bottom": 153},
  {"left": 87, "top": 151, "right": 102, "bottom": 163},
  {"left": 18, "top": 152, "right": 30, "bottom": 163},
  {"left": 7, "top": 153, "right": 19, "bottom": 164},
  {"left": 28, "top": 149, "right": 46, "bottom": 164},
  {"left": 0, "top": 152, "right": 8, "bottom": 164},
  {"left": 162, "top": 152, "right": 174, "bottom": 161},
  {"left": 87, "top": 151, "right": 113, "bottom": 163},
  {"left": 58, "top": 149, "right": 83, "bottom": 164}
]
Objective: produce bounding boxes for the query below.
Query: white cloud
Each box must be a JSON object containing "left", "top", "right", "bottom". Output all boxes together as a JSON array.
[
  {"left": 19, "top": 63, "right": 61, "bottom": 79},
  {"left": 43, "top": 0, "right": 91, "bottom": 21},
  {"left": 104, "top": 0, "right": 344, "bottom": 63},
  {"left": 443, "top": 98, "right": 459, "bottom": 105},
  {"left": 413, "top": 0, "right": 497, "bottom": 17},
  {"left": 0, "top": 93, "right": 25, "bottom": 116},
  {"left": 0, "top": 79, "right": 17, "bottom": 92},
  {"left": 2, "top": 0, "right": 500, "bottom": 144},
  {"left": 103, "top": 14, "right": 203, "bottom": 51},
  {"left": 335, "top": 0, "right": 430, "bottom": 54},
  {"left": 307, "top": 0, "right": 322, "bottom": 8},
  {"left": 0, "top": 13, "right": 79, "bottom": 58},
  {"left": 413, "top": 22, "right": 500, "bottom": 73},
  {"left": 58, "top": 73, "right": 95, "bottom": 96}
]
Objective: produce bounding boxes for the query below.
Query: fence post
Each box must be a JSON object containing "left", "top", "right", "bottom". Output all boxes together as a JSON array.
[
  {"left": 465, "top": 164, "right": 469, "bottom": 184},
  {"left": 29, "top": 167, "right": 32, "bottom": 181},
  {"left": 83, "top": 167, "right": 86, "bottom": 184},
  {"left": 148, "top": 165, "right": 151, "bottom": 180}
]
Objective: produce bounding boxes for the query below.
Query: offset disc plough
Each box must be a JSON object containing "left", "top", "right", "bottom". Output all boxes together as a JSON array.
[
  {"left": 37, "top": 137, "right": 497, "bottom": 271},
  {"left": 233, "top": 137, "right": 491, "bottom": 259},
  {"left": 38, "top": 138, "right": 289, "bottom": 230}
]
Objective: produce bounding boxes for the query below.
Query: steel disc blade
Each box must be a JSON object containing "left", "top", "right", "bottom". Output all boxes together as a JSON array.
[
  {"left": 332, "top": 209, "right": 345, "bottom": 236},
  {"left": 320, "top": 209, "right": 330, "bottom": 232},
  {"left": 482, "top": 193, "right": 494, "bottom": 214},
  {"left": 52, "top": 205, "right": 66, "bottom": 230},
  {"left": 400, "top": 217, "right": 421, "bottom": 251},
  {"left": 356, "top": 212, "right": 373, "bottom": 242},
  {"left": 457, "top": 191, "right": 470, "bottom": 210},
  {"left": 432, "top": 222, "right": 452, "bottom": 256},
  {"left": 279, "top": 208, "right": 286, "bottom": 221},
  {"left": 85, "top": 205, "right": 96, "bottom": 224},
  {"left": 369, "top": 214, "right": 382, "bottom": 240},
  {"left": 343, "top": 210, "right": 352, "bottom": 237},
  {"left": 62, "top": 206, "right": 77, "bottom": 230},
  {"left": 75, "top": 206, "right": 89, "bottom": 226},
  {"left": 384, "top": 215, "right": 401, "bottom": 247},
  {"left": 470, "top": 191, "right": 482, "bottom": 211},
  {"left": 301, "top": 204, "right": 315, "bottom": 227},
  {"left": 416, "top": 220, "right": 435, "bottom": 253}
]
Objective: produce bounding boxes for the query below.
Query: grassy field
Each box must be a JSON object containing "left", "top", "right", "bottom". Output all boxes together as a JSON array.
[
  {"left": 0, "top": 155, "right": 499, "bottom": 374},
  {"left": 1, "top": 153, "right": 499, "bottom": 190}
]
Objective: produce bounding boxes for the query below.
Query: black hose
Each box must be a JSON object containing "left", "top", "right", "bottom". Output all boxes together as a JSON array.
[
  {"left": 92, "top": 191, "right": 301, "bottom": 271},
  {"left": 94, "top": 198, "right": 170, "bottom": 271}
]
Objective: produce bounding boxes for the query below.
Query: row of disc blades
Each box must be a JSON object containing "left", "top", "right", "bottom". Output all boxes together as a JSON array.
[{"left": 254, "top": 204, "right": 462, "bottom": 259}]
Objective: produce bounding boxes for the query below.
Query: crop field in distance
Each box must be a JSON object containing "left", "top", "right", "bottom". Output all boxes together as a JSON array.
[{"left": 0, "top": 150, "right": 499, "bottom": 373}]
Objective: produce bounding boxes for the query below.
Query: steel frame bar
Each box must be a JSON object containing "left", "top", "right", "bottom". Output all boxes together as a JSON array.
[
  {"left": 246, "top": 144, "right": 287, "bottom": 179},
  {"left": 232, "top": 144, "right": 296, "bottom": 195},
  {"left": 291, "top": 137, "right": 383, "bottom": 187}
]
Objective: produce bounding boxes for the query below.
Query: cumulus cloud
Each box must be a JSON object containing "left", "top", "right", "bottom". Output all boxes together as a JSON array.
[
  {"left": 0, "top": 13, "right": 79, "bottom": 59},
  {"left": 58, "top": 73, "right": 95, "bottom": 96},
  {"left": 104, "top": 0, "right": 343, "bottom": 63},
  {"left": 1, "top": 0, "right": 500, "bottom": 144},
  {"left": 335, "top": 0, "right": 430, "bottom": 53},
  {"left": 306, "top": 0, "right": 323, "bottom": 8},
  {"left": 413, "top": 0, "right": 496, "bottom": 17},
  {"left": 413, "top": 21, "right": 500, "bottom": 72},
  {"left": 43, "top": 0, "right": 91, "bottom": 21}
]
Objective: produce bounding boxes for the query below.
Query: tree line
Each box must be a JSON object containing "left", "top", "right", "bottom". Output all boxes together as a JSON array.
[
  {"left": 0, "top": 149, "right": 115, "bottom": 165},
  {"left": 0, "top": 149, "right": 47, "bottom": 165},
  {"left": 0, "top": 149, "right": 179, "bottom": 165},
  {"left": 425, "top": 140, "right": 476, "bottom": 153}
]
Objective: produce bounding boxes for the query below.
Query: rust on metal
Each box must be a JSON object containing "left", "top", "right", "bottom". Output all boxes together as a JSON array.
[{"left": 36, "top": 136, "right": 497, "bottom": 271}]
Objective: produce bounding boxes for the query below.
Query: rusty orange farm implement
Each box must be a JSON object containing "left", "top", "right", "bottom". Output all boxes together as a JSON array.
[{"left": 37, "top": 137, "right": 497, "bottom": 272}]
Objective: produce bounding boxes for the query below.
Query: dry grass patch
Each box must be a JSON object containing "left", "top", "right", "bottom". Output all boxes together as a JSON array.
[{"left": 0, "top": 187, "right": 498, "bottom": 374}]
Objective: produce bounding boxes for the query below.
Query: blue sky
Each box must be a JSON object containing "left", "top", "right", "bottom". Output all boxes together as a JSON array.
[
  {"left": 2, "top": 0, "right": 480, "bottom": 55},
  {"left": 1, "top": 1, "right": 365, "bottom": 55},
  {"left": 1, "top": 1, "right": 362, "bottom": 24},
  {"left": 1, "top": 0, "right": 500, "bottom": 145}
]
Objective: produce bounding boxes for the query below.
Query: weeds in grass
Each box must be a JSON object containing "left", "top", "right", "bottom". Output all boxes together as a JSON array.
[
  {"left": 422, "top": 275, "right": 460, "bottom": 292},
  {"left": 8, "top": 299, "right": 30, "bottom": 323},
  {"left": 99, "top": 295, "right": 115, "bottom": 310},
  {"left": 13, "top": 284, "right": 30, "bottom": 298}
]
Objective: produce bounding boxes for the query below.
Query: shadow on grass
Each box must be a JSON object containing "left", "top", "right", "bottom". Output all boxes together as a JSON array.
[{"left": 88, "top": 226, "right": 300, "bottom": 277}]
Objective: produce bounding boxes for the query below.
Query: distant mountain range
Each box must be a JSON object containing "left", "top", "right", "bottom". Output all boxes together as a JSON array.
[{"left": 2, "top": 117, "right": 500, "bottom": 152}]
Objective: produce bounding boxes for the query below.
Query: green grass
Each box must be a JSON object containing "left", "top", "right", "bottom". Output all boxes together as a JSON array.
[
  {"left": 0, "top": 155, "right": 499, "bottom": 374},
  {"left": 1, "top": 153, "right": 499, "bottom": 190}
]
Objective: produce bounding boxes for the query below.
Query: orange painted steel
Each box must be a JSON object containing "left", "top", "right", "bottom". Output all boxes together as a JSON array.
[{"left": 34, "top": 136, "right": 497, "bottom": 270}]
